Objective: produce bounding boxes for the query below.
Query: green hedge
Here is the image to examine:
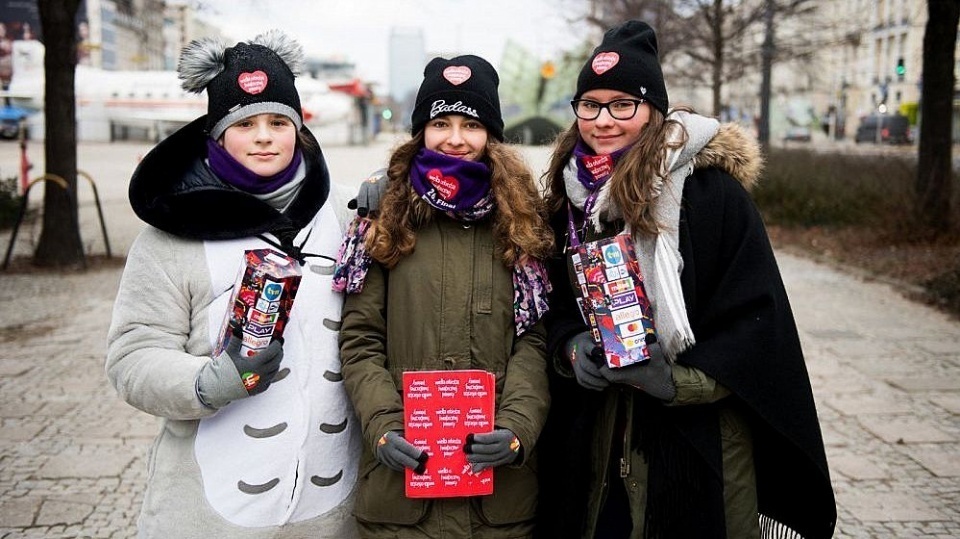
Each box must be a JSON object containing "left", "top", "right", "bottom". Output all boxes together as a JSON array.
[{"left": 753, "top": 148, "right": 957, "bottom": 235}]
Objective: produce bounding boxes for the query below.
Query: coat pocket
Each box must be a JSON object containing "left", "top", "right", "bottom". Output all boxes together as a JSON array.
[
  {"left": 354, "top": 458, "right": 430, "bottom": 525},
  {"left": 474, "top": 459, "right": 538, "bottom": 525}
]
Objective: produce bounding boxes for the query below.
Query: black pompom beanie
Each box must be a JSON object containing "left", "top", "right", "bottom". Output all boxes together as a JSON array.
[
  {"left": 575, "top": 20, "right": 669, "bottom": 116},
  {"left": 204, "top": 43, "right": 303, "bottom": 139},
  {"left": 178, "top": 31, "right": 305, "bottom": 140},
  {"left": 410, "top": 55, "right": 504, "bottom": 141}
]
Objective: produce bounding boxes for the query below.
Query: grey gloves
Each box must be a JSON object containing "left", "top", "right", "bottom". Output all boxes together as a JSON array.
[
  {"left": 376, "top": 429, "right": 519, "bottom": 475},
  {"left": 196, "top": 332, "right": 284, "bottom": 409},
  {"left": 464, "top": 428, "right": 522, "bottom": 473},
  {"left": 376, "top": 431, "right": 428, "bottom": 474},
  {"left": 598, "top": 338, "right": 676, "bottom": 401},
  {"left": 565, "top": 331, "right": 609, "bottom": 391},
  {"left": 347, "top": 171, "right": 388, "bottom": 217},
  {"left": 564, "top": 331, "right": 676, "bottom": 401}
]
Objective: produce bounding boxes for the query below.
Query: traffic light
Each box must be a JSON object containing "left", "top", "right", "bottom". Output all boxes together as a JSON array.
[{"left": 896, "top": 58, "right": 905, "bottom": 81}]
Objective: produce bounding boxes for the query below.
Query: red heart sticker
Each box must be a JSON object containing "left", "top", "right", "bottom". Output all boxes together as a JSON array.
[
  {"left": 442, "top": 66, "right": 472, "bottom": 85},
  {"left": 591, "top": 52, "right": 620, "bottom": 75},
  {"left": 238, "top": 70, "right": 269, "bottom": 94},
  {"left": 427, "top": 168, "right": 460, "bottom": 200}
]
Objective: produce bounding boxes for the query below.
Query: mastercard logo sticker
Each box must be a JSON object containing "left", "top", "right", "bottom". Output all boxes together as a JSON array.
[{"left": 617, "top": 320, "right": 645, "bottom": 338}]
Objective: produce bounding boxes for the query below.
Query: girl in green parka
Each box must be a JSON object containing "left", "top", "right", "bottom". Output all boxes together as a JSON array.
[{"left": 333, "top": 55, "right": 555, "bottom": 538}]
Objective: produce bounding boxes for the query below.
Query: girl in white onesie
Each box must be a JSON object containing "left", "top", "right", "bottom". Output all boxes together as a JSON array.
[{"left": 106, "top": 30, "right": 360, "bottom": 538}]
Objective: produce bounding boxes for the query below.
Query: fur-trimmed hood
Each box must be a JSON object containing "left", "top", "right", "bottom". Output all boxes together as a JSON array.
[{"left": 691, "top": 121, "right": 763, "bottom": 189}]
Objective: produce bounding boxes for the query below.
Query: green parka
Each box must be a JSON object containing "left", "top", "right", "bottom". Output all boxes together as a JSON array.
[{"left": 339, "top": 216, "right": 550, "bottom": 539}]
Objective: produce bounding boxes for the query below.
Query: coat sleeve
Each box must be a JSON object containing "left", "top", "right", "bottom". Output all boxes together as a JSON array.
[
  {"left": 493, "top": 319, "right": 550, "bottom": 463},
  {"left": 338, "top": 263, "right": 405, "bottom": 454},
  {"left": 105, "top": 227, "right": 217, "bottom": 420}
]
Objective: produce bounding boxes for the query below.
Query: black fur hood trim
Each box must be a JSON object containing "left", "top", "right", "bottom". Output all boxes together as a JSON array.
[{"left": 128, "top": 117, "right": 330, "bottom": 241}]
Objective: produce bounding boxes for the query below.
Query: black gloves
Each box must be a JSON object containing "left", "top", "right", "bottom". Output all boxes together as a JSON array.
[
  {"left": 463, "top": 428, "right": 522, "bottom": 473},
  {"left": 196, "top": 331, "right": 284, "bottom": 409},
  {"left": 347, "top": 172, "right": 388, "bottom": 217},
  {"left": 564, "top": 331, "right": 609, "bottom": 391},
  {"left": 376, "top": 431, "right": 428, "bottom": 474}
]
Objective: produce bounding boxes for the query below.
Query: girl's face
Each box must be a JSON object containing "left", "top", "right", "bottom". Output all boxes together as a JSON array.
[
  {"left": 423, "top": 114, "right": 488, "bottom": 162},
  {"left": 576, "top": 89, "right": 651, "bottom": 154},
  {"left": 221, "top": 113, "right": 297, "bottom": 177}
]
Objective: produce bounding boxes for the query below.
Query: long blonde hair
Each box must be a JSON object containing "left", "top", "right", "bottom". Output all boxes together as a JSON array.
[
  {"left": 367, "top": 132, "right": 554, "bottom": 269},
  {"left": 543, "top": 107, "right": 690, "bottom": 235}
]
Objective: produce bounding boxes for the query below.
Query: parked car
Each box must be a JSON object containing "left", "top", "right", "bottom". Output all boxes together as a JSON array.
[
  {"left": 854, "top": 114, "right": 911, "bottom": 144},
  {"left": 0, "top": 104, "right": 31, "bottom": 140},
  {"left": 782, "top": 126, "right": 812, "bottom": 142}
]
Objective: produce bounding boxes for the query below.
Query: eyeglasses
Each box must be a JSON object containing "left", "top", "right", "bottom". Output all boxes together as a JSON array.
[{"left": 570, "top": 98, "right": 645, "bottom": 120}]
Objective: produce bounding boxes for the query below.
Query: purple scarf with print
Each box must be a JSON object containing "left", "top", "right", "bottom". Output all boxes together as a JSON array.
[
  {"left": 206, "top": 138, "right": 302, "bottom": 194},
  {"left": 409, "top": 147, "right": 492, "bottom": 212}
]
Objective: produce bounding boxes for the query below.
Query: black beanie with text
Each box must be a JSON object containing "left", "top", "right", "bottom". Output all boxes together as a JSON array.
[{"left": 410, "top": 55, "right": 504, "bottom": 141}]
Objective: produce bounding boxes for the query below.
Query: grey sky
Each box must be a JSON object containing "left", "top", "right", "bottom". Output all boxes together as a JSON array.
[{"left": 196, "top": 0, "right": 587, "bottom": 93}]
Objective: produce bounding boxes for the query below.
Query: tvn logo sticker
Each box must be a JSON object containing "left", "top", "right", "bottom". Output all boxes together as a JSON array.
[
  {"left": 602, "top": 243, "right": 624, "bottom": 266},
  {"left": 610, "top": 291, "right": 639, "bottom": 310},
  {"left": 244, "top": 322, "right": 275, "bottom": 338},
  {"left": 261, "top": 280, "right": 284, "bottom": 302},
  {"left": 611, "top": 305, "right": 643, "bottom": 325},
  {"left": 249, "top": 309, "right": 279, "bottom": 325},
  {"left": 604, "top": 277, "right": 635, "bottom": 296}
]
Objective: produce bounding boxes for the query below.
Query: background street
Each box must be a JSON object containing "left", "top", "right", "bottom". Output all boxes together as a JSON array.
[{"left": 0, "top": 136, "right": 958, "bottom": 538}]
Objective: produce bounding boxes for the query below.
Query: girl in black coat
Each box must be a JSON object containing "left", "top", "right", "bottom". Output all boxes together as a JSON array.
[{"left": 535, "top": 20, "right": 836, "bottom": 539}]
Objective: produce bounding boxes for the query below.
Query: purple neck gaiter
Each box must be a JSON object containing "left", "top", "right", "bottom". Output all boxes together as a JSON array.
[
  {"left": 206, "top": 138, "right": 303, "bottom": 195},
  {"left": 571, "top": 138, "right": 634, "bottom": 191},
  {"left": 409, "top": 148, "right": 493, "bottom": 212}
]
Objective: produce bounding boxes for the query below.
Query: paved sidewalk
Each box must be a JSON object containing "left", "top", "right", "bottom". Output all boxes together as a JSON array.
[{"left": 0, "top": 139, "right": 958, "bottom": 538}]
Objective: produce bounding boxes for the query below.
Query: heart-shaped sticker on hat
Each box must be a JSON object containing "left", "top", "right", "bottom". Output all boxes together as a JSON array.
[
  {"left": 591, "top": 52, "right": 620, "bottom": 75},
  {"left": 238, "top": 71, "right": 269, "bottom": 94},
  {"left": 442, "top": 66, "right": 472, "bottom": 86},
  {"left": 427, "top": 168, "right": 460, "bottom": 200}
]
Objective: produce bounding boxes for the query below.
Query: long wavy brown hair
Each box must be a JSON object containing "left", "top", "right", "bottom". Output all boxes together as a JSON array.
[
  {"left": 367, "top": 132, "right": 554, "bottom": 269},
  {"left": 542, "top": 106, "right": 690, "bottom": 235}
]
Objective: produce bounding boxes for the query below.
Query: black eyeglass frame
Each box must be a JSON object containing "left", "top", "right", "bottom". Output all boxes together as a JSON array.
[{"left": 570, "top": 98, "right": 646, "bottom": 120}]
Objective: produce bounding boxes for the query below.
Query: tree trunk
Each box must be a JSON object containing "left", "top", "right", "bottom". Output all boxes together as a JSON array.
[
  {"left": 710, "top": 0, "right": 724, "bottom": 117},
  {"left": 757, "top": 0, "right": 774, "bottom": 148},
  {"left": 915, "top": 0, "right": 959, "bottom": 234},
  {"left": 34, "top": 0, "right": 84, "bottom": 268}
]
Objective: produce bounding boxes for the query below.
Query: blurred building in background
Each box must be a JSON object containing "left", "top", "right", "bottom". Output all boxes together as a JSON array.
[{"left": 387, "top": 27, "right": 425, "bottom": 131}]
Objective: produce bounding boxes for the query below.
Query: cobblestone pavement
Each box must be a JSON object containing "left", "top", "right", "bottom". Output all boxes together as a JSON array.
[{"left": 0, "top": 138, "right": 958, "bottom": 538}]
